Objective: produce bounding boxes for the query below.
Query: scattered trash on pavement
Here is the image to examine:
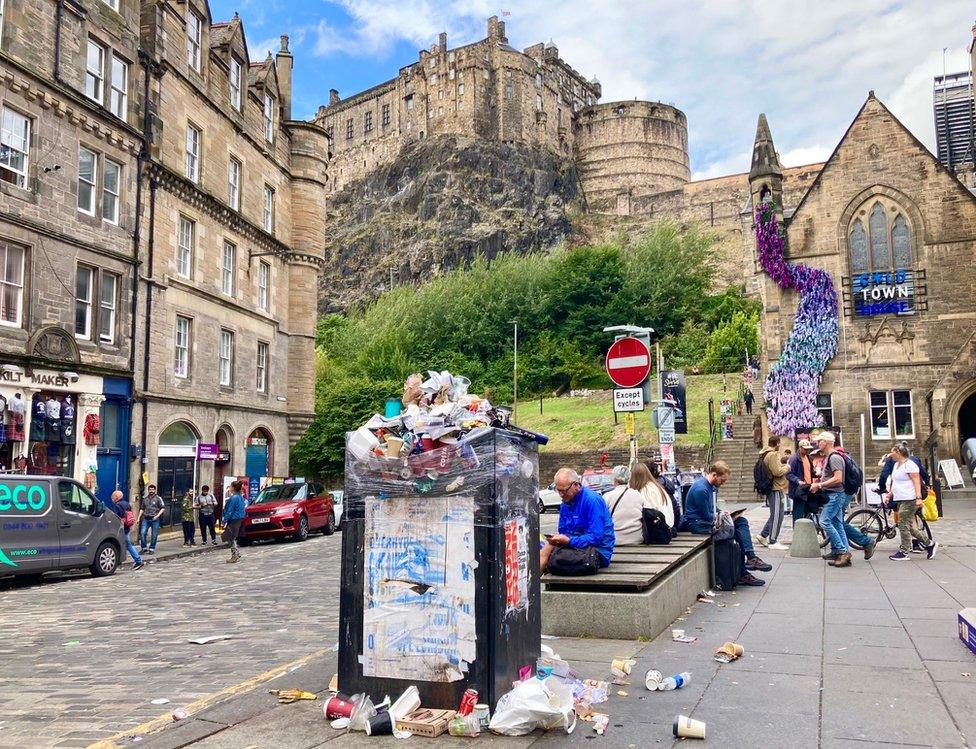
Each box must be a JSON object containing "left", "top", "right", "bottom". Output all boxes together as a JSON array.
[
  {"left": 61, "top": 640, "right": 80, "bottom": 647},
  {"left": 187, "top": 635, "right": 233, "bottom": 645},
  {"left": 645, "top": 670, "right": 664, "bottom": 690},
  {"left": 660, "top": 672, "right": 691, "bottom": 691},
  {"left": 269, "top": 689, "right": 317, "bottom": 704},
  {"left": 171, "top": 708, "right": 187, "bottom": 721},
  {"left": 713, "top": 641, "right": 745, "bottom": 663},
  {"left": 150, "top": 698, "right": 170, "bottom": 705},
  {"left": 616, "top": 690, "right": 628, "bottom": 697},
  {"left": 489, "top": 676, "right": 576, "bottom": 736},
  {"left": 673, "top": 714, "right": 707, "bottom": 739},
  {"left": 592, "top": 714, "right": 610, "bottom": 735}
]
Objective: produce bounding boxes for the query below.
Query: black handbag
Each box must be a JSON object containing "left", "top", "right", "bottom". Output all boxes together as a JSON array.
[
  {"left": 713, "top": 537, "right": 743, "bottom": 591},
  {"left": 641, "top": 508, "right": 672, "bottom": 545}
]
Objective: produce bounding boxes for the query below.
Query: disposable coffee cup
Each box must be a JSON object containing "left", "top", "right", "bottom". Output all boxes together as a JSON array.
[
  {"left": 671, "top": 629, "right": 685, "bottom": 638},
  {"left": 727, "top": 642, "right": 744, "bottom": 657},
  {"left": 673, "top": 714, "right": 707, "bottom": 739},
  {"left": 365, "top": 711, "right": 393, "bottom": 736},
  {"left": 611, "top": 658, "right": 633, "bottom": 675},
  {"left": 644, "top": 669, "right": 663, "bottom": 690},
  {"left": 386, "top": 437, "right": 404, "bottom": 458},
  {"left": 325, "top": 696, "right": 354, "bottom": 719}
]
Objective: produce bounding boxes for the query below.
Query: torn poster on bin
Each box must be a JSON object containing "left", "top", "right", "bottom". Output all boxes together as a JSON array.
[
  {"left": 362, "top": 494, "right": 476, "bottom": 682},
  {"left": 504, "top": 517, "right": 529, "bottom": 615}
]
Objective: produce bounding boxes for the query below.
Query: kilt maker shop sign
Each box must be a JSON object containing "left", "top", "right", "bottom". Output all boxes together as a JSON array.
[{"left": 843, "top": 269, "right": 927, "bottom": 317}]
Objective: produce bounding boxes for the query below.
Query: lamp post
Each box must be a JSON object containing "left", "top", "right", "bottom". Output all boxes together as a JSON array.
[{"left": 511, "top": 321, "right": 519, "bottom": 423}]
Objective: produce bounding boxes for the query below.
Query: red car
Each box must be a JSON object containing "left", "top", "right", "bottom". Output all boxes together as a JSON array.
[{"left": 239, "top": 481, "right": 336, "bottom": 545}]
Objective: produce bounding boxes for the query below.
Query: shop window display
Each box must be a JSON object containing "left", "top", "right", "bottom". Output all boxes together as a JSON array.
[{"left": 27, "top": 392, "right": 77, "bottom": 476}]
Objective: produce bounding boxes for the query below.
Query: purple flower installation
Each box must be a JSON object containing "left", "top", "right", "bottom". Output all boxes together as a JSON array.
[{"left": 755, "top": 201, "right": 838, "bottom": 437}]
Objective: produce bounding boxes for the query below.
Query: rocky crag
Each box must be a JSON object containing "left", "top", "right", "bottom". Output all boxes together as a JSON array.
[{"left": 319, "top": 135, "right": 581, "bottom": 313}]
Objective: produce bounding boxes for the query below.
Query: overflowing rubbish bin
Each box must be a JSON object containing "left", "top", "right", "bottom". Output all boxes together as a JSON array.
[{"left": 338, "top": 425, "right": 541, "bottom": 711}]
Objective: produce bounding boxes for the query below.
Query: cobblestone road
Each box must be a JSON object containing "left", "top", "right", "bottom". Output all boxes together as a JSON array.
[{"left": 0, "top": 533, "right": 342, "bottom": 748}]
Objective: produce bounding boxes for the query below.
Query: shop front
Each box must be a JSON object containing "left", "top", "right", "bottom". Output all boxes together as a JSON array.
[
  {"left": 245, "top": 428, "right": 273, "bottom": 498},
  {"left": 156, "top": 420, "right": 199, "bottom": 529}
]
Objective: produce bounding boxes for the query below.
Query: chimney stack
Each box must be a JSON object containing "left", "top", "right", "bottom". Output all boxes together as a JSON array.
[
  {"left": 276, "top": 34, "right": 293, "bottom": 121},
  {"left": 329, "top": 88, "right": 340, "bottom": 105},
  {"left": 438, "top": 32, "right": 447, "bottom": 52}
]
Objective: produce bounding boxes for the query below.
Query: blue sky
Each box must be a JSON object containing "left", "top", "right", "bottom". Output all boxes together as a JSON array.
[{"left": 212, "top": 0, "right": 975, "bottom": 178}]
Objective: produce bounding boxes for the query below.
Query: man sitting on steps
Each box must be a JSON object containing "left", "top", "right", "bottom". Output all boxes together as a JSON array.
[{"left": 679, "top": 460, "right": 772, "bottom": 586}]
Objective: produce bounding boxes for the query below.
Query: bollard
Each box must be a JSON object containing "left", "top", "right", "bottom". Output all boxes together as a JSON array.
[{"left": 789, "top": 518, "right": 822, "bottom": 558}]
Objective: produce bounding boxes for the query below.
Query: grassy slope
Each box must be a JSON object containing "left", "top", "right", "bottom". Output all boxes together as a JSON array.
[{"left": 516, "top": 374, "right": 728, "bottom": 452}]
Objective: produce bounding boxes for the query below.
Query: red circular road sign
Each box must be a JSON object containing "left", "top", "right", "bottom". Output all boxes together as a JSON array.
[{"left": 605, "top": 337, "right": 651, "bottom": 388}]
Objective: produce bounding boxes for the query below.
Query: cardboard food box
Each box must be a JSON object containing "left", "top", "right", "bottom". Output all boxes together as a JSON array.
[
  {"left": 959, "top": 608, "right": 976, "bottom": 657},
  {"left": 396, "top": 708, "right": 457, "bottom": 738}
]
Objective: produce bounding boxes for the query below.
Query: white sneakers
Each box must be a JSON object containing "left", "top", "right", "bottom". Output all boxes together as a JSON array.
[
  {"left": 754, "top": 535, "right": 769, "bottom": 547},
  {"left": 768, "top": 543, "right": 790, "bottom": 551}
]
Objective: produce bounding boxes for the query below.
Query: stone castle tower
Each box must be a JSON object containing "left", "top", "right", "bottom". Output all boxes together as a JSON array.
[{"left": 314, "top": 16, "right": 690, "bottom": 212}]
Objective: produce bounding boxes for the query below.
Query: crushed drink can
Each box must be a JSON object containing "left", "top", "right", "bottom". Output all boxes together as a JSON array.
[{"left": 458, "top": 688, "right": 478, "bottom": 716}]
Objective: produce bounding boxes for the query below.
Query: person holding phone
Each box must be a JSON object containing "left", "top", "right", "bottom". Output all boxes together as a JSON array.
[{"left": 540, "top": 468, "right": 614, "bottom": 576}]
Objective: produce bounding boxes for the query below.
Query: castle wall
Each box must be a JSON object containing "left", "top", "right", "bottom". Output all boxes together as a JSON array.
[{"left": 575, "top": 101, "right": 691, "bottom": 213}]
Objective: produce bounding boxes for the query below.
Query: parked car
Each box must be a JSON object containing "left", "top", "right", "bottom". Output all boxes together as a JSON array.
[
  {"left": 538, "top": 484, "right": 561, "bottom": 514},
  {"left": 329, "top": 490, "right": 344, "bottom": 529},
  {"left": 581, "top": 467, "right": 614, "bottom": 495},
  {"left": 239, "top": 481, "right": 335, "bottom": 545},
  {"left": 0, "top": 475, "right": 125, "bottom": 579}
]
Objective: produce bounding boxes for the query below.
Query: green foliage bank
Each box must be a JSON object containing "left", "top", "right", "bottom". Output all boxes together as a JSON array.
[{"left": 293, "top": 222, "right": 759, "bottom": 477}]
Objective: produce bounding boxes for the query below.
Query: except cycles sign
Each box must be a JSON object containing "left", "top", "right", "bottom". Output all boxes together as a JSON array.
[{"left": 0, "top": 481, "right": 50, "bottom": 517}]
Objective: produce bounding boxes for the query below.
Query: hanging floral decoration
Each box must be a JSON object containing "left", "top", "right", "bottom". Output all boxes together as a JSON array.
[{"left": 755, "top": 201, "right": 838, "bottom": 437}]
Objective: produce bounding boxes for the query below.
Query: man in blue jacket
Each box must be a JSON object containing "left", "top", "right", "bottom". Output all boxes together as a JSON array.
[
  {"left": 222, "top": 480, "right": 247, "bottom": 564},
  {"left": 541, "top": 468, "right": 614, "bottom": 575}
]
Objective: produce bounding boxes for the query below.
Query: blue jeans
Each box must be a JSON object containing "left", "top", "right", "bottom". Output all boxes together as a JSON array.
[
  {"left": 124, "top": 535, "right": 142, "bottom": 564},
  {"left": 842, "top": 494, "right": 872, "bottom": 549},
  {"left": 140, "top": 517, "right": 160, "bottom": 550},
  {"left": 819, "top": 492, "right": 849, "bottom": 553}
]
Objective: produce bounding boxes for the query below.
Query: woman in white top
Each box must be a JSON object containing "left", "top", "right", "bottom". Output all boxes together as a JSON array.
[
  {"left": 603, "top": 465, "right": 645, "bottom": 546},
  {"left": 630, "top": 463, "right": 675, "bottom": 530},
  {"left": 884, "top": 444, "right": 936, "bottom": 561}
]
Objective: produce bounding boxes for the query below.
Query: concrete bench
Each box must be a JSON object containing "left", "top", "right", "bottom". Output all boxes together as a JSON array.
[{"left": 540, "top": 534, "right": 712, "bottom": 639}]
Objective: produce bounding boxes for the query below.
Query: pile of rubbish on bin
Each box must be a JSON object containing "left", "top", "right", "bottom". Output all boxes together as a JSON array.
[
  {"left": 323, "top": 645, "right": 612, "bottom": 738},
  {"left": 345, "top": 370, "right": 547, "bottom": 497}
]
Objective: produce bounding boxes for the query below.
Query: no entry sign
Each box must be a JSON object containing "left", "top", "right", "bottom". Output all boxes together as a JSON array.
[{"left": 605, "top": 337, "right": 651, "bottom": 388}]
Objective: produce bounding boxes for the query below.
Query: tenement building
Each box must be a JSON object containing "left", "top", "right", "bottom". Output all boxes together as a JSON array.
[
  {"left": 0, "top": 0, "right": 142, "bottom": 495},
  {"left": 0, "top": 0, "right": 327, "bottom": 520},
  {"left": 749, "top": 90, "right": 976, "bottom": 472},
  {"left": 136, "top": 2, "right": 328, "bottom": 518}
]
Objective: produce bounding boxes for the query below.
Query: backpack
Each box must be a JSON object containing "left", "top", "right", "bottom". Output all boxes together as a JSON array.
[
  {"left": 753, "top": 453, "right": 773, "bottom": 496},
  {"left": 123, "top": 509, "right": 135, "bottom": 531},
  {"left": 641, "top": 508, "right": 672, "bottom": 545},
  {"left": 841, "top": 452, "right": 863, "bottom": 496}
]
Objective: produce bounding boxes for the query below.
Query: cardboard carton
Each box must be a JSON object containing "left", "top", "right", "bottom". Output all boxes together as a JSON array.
[
  {"left": 959, "top": 608, "right": 976, "bottom": 657},
  {"left": 396, "top": 708, "right": 456, "bottom": 738}
]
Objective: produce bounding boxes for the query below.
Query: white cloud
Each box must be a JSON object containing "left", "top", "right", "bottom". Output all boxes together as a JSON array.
[{"left": 305, "top": 0, "right": 975, "bottom": 175}]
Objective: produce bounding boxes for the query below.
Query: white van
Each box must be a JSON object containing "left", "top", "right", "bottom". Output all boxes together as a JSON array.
[{"left": 0, "top": 475, "right": 126, "bottom": 579}]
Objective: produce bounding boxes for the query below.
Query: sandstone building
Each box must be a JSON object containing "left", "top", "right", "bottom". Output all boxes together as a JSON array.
[
  {"left": 0, "top": 0, "right": 328, "bottom": 522},
  {"left": 0, "top": 0, "right": 142, "bottom": 496}
]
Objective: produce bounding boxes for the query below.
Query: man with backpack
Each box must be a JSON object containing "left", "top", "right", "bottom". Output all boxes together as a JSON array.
[
  {"left": 109, "top": 489, "right": 144, "bottom": 570},
  {"left": 754, "top": 436, "right": 790, "bottom": 550},
  {"left": 810, "top": 431, "right": 853, "bottom": 567}
]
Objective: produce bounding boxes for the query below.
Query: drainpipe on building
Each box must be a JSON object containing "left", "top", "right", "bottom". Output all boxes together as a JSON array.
[
  {"left": 53, "top": 0, "right": 64, "bottom": 83},
  {"left": 926, "top": 390, "right": 943, "bottom": 516},
  {"left": 139, "top": 177, "right": 158, "bottom": 493}
]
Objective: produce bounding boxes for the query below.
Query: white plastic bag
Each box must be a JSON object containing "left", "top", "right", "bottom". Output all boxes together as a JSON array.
[{"left": 488, "top": 677, "right": 577, "bottom": 736}]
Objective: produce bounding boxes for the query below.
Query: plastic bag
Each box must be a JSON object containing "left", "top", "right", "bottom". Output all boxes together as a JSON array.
[
  {"left": 488, "top": 676, "right": 577, "bottom": 736},
  {"left": 922, "top": 491, "right": 939, "bottom": 522}
]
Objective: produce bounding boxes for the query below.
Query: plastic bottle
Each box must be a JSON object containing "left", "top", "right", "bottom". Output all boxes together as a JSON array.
[{"left": 660, "top": 672, "right": 691, "bottom": 691}]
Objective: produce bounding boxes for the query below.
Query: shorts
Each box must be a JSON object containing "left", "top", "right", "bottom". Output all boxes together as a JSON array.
[{"left": 548, "top": 546, "right": 601, "bottom": 576}]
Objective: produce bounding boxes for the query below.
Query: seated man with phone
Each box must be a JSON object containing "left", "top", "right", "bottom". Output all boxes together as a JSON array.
[
  {"left": 679, "top": 460, "right": 771, "bottom": 586},
  {"left": 540, "top": 467, "right": 615, "bottom": 576}
]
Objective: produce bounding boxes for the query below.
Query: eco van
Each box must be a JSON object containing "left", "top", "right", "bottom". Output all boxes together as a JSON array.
[{"left": 0, "top": 475, "right": 126, "bottom": 579}]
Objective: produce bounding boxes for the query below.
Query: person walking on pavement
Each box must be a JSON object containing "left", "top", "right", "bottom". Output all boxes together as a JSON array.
[
  {"left": 878, "top": 442, "right": 932, "bottom": 553},
  {"left": 139, "top": 484, "right": 164, "bottom": 555},
  {"left": 196, "top": 485, "right": 218, "bottom": 545},
  {"left": 786, "top": 439, "right": 815, "bottom": 523},
  {"left": 743, "top": 388, "right": 755, "bottom": 415},
  {"left": 885, "top": 444, "right": 938, "bottom": 561},
  {"left": 756, "top": 436, "right": 790, "bottom": 550},
  {"left": 221, "top": 480, "right": 247, "bottom": 563},
  {"left": 680, "top": 461, "right": 772, "bottom": 586},
  {"left": 810, "top": 432, "right": 852, "bottom": 567},
  {"left": 109, "top": 490, "right": 144, "bottom": 570},
  {"left": 181, "top": 489, "right": 197, "bottom": 547}
]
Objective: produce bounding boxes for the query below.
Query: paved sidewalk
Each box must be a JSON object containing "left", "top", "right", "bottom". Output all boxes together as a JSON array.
[{"left": 120, "top": 526, "right": 976, "bottom": 748}]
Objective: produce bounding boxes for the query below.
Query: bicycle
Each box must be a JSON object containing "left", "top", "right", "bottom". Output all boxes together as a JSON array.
[{"left": 844, "top": 500, "right": 932, "bottom": 552}]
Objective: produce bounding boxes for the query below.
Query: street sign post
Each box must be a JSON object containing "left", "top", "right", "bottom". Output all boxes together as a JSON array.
[
  {"left": 605, "top": 337, "right": 651, "bottom": 388},
  {"left": 613, "top": 388, "right": 644, "bottom": 413}
]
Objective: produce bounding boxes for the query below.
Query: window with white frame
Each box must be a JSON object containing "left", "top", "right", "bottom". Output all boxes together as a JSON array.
[
  {"left": 869, "top": 389, "right": 915, "bottom": 440},
  {"left": 263, "top": 185, "right": 275, "bottom": 233},
  {"left": 174, "top": 315, "right": 191, "bottom": 377},
  {"left": 228, "top": 157, "right": 241, "bottom": 210},
  {"left": 257, "top": 260, "right": 269, "bottom": 311},
  {"left": 99, "top": 272, "right": 117, "bottom": 343},
  {"left": 256, "top": 341, "right": 268, "bottom": 392},
  {"left": 77, "top": 148, "right": 97, "bottom": 215},
  {"left": 101, "top": 0, "right": 119, "bottom": 9},
  {"left": 85, "top": 39, "right": 105, "bottom": 103},
  {"left": 221, "top": 241, "right": 235, "bottom": 295},
  {"left": 816, "top": 394, "right": 833, "bottom": 427},
  {"left": 185, "top": 123, "right": 200, "bottom": 182},
  {"left": 230, "top": 57, "right": 242, "bottom": 110},
  {"left": 177, "top": 216, "right": 194, "bottom": 278},
  {"left": 263, "top": 93, "right": 275, "bottom": 142},
  {"left": 0, "top": 0, "right": 6, "bottom": 46},
  {"left": 0, "top": 241, "right": 25, "bottom": 327},
  {"left": 0, "top": 107, "right": 30, "bottom": 188},
  {"left": 536, "top": 94, "right": 543, "bottom": 111},
  {"left": 186, "top": 10, "right": 202, "bottom": 71},
  {"left": 110, "top": 55, "right": 128, "bottom": 119},
  {"left": 102, "top": 159, "right": 120, "bottom": 224},
  {"left": 75, "top": 265, "right": 93, "bottom": 338},
  {"left": 218, "top": 329, "right": 234, "bottom": 387}
]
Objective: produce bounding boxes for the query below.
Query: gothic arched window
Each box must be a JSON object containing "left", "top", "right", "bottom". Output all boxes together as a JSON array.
[{"left": 848, "top": 201, "right": 913, "bottom": 273}]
